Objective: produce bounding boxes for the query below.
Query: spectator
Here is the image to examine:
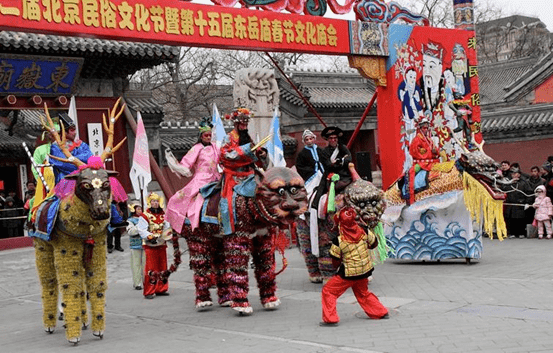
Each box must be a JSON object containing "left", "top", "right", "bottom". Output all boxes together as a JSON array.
[
  {"left": 510, "top": 163, "right": 528, "bottom": 181},
  {"left": 7, "top": 190, "right": 23, "bottom": 208},
  {"left": 499, "top": 160, "right": 511, "bottom": 179},
  {"left": 24, "top": 181, "right": 36, "bottom": 201},
  {"left": 526, "top": 166, "right": 546, "bottom": 229},
  {"left": 542, "top": 156, "right": 553, "bottom": 201},
  {"left": 501, "top": 167, "right": 531, "bottom": 239},
  {"left": 531, "top": 185, "right": 553, "bottom": 239},
  {"left": 2, "top": 196, "right": 24, "bottom": 238}
]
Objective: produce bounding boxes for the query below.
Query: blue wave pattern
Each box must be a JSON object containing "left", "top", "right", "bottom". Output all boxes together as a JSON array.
[{"left": 386, "top": 210, "right": 482, "bottom": 260}]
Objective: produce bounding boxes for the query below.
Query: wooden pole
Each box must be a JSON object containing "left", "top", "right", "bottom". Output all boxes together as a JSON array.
[{"left": 265, "top": 52, "right": 327, "bottom": 128}]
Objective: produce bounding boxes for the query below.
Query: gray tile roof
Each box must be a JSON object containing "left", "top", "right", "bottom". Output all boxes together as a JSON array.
[
  {"left": 478, "top": 57, "right": 539, "bottom": 105},
  {"left": 125, "top": 96, "right": 164, "bottom": 115},
  {"left": 279, "top": 70, "right": 376, "bottom": 109},
  {"left": 481, "top": 103, "right": 553, "bottom": 134},
  {"left": 478, "top": 15, "right": 546, "bottom": 32},
  {"left": 0, "top": 31, "right": 179, "bottom": 78},
  {"left": 0, "top": 31, "right": 179, "bottom": 59}
]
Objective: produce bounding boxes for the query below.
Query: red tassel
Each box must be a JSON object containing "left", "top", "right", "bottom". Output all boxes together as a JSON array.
[{"left": 83, "top": 235, "right": 95, "bottom": 265}]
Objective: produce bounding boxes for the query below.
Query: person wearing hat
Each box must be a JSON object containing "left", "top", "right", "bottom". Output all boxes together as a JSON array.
[
  {"left": 216, "top": 107, "right": 267, "bottom": 235},
  {"left": 409, "top": 117, "right": 439, "bottom": 172},
  {"left": 137, "top": 193, "right": 172, "bottom": 299},
  {"left": 532, "top": 185, "right": 553, "bottom": 239},
  {"left": 50, "top": 112, "right": 93, "bottom": 184},
  {"left": 320, "top": 207, "right": 388, "bottom": 325},
  {"left": 126, "top": 202, "right": 146, "bottom": 289},
  {"left": 295, "top": 129, "right": 324, "bottom": 197},
  {"left": 500, "top": 167, "right": 532, "bottom": 238},
  {"left": 317, "top": 126, "right": 353, "bottom": 196},
  {"left": 166, "top": 117, "right": 221, "bottom": 233}
]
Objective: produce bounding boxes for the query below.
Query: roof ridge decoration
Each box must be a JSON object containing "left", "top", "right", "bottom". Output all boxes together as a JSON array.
[
  {"left": 354, "top": 0, "right": 429, "bottom": 26},
  {"left": 503, "top": 52, "right": 553, "bottom": 100},
  {"left": 210, "top": 0, "right": 356, "bottom": 16}
]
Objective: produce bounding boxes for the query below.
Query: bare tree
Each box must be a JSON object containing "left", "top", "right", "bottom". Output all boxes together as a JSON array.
[{"left": 129, "top": 48, "right": 308, "bottom": 122}]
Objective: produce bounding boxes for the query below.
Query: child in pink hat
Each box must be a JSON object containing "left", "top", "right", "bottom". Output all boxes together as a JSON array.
[{"left": 532, "top": 185, "right": 553, "bottom": 239}]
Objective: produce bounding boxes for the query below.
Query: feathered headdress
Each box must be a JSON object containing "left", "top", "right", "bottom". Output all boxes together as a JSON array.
[
  {"left": 199, "top": 116, "right": 213, "bottom": 133},
  {"left": 224, "top": 107, "right": 253, "bottom": 123}
]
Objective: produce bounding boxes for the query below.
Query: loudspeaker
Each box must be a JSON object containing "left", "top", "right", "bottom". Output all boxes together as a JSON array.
[{"left": 355, "top": 152, "right": 372, "bottom": 182}]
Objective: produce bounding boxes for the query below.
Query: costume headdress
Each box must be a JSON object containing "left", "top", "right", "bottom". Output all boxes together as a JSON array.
[
  {"left": 333, "top": 206, "right": 365, "bottom": 243},
  {"left": 225, "top": 107, "right": 253, "bottom": 124},
  {"left": 199, "top": 116, "right": 213, "bottom": 134},
  {"left": 58, "top": 112, "right": 76, "bottom": 129},
  {"left": 321, "top": 126, "right": 344, "bottom": 140},
  {"left": 302, "top": 129, "right": 316, "bottom": 142},
  {"left": 147, "top": 192, "right": 165, "bottom": 209},
  {"left": 421, "top": 41, "right": 444, "bottom": 61},
  {"left": 417, "top": 117, "right": 430, "bottom": 126},
  {"left": 127, "top": 200, "right": 142, "bottom": 214}
]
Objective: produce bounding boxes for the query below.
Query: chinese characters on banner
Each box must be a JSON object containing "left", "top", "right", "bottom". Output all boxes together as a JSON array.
[
  {"left": 87, "top": 123, "right": 104, "bottom": 156},
  {"left": 0, "top": 0, "right": 387, "bottom": 56},
  {"left": 0, "top": 54, "right": 82, "bottom": 95}
]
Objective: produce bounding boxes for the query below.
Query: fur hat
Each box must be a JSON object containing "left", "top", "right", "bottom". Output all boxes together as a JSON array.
[
  {"left": 321, "top": 126, "right": 343, "bottom": 140},
  {"left": 535, "top": 185, "right": 546, "bottom": 194},
  {"left": 302, "top": 129, "right": 316, "bottom": 142}
]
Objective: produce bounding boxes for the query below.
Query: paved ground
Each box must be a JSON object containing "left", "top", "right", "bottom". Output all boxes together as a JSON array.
[{"left": 1, "top": 235, "right": 553, "bottom": 353}]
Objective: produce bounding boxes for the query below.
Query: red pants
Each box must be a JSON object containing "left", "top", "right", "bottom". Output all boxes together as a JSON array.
[
  {"left": 143, "top": 245, "right": 169, "bottom": 296},
  {"left": 321, "top": 275, "right": 388, "bottom": 323}
]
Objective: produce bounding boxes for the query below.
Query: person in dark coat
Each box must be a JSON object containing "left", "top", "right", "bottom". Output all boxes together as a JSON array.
[
  {"left": 501, "top": 168, "right": 532, "bottom": 238},
  {"left": 295, "top": 129, "right": 325, "bottom": 197},
  {"left": 525, "top": 166, "right": 546, "bottom": 227},
  {"left": 542, "top": 156, "right": 553, "bottom": 201},
  {"left": 312, "top": 126, "right": 352, "bottom": 212}
]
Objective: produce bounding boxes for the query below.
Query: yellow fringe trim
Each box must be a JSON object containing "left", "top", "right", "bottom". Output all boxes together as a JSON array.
[
  {"left": 462, "top": 173, "right": 507, "bottom": 241},
  {"left": 431, "top": 160, "right": 456, "bottom": 173}
]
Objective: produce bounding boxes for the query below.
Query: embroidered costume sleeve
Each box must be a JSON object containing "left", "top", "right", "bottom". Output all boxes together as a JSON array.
[
  {"left": 220, "top": 130, "right": 257, "bottom": 170},
  {"left": 50, "top": 141, "right": 93, "bottom": 183}
]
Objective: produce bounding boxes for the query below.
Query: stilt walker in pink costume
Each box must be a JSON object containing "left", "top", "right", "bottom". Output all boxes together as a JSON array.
[
  {"left": 166, "top": 117, "right": 221, "bottom": 233},
  {"left": 165, "top": 118, "right": 227, "bottom": 308},
  {"left": 321, "top": 207, "right": 389, "bottom": 326}
]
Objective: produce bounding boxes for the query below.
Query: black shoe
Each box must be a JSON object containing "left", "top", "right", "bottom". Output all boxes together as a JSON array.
[
  {"left": 319, "top": 321, "right": 339, "bottom": 327},
  {"left": 115, "top": 247, "right": 124, "bottom": 252},
  {"left": 144, "top": 294, "right": 155, "bottom": 299},
  {"left": 156, "top": 292, "right": 170, "bottom": 296},
  {"left": 380, "top": 313, "right": 390, "bottom": 319},
  {"left": 107, "top": 248, "right": 114, "bottom": 253},
  {"left": 134, "top": 286, "right": 142, "bottom": 290}
]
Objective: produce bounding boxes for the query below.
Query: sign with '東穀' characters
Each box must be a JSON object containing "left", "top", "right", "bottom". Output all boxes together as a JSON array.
[{"left": 0, "top": 54, "right": 83, "bottom": 96}]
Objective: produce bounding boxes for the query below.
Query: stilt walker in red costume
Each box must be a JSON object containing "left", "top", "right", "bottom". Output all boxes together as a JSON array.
[
  {"left": 321, "top": 207, "right": 389, "bottom": 326},
  {"left": 138, "top": 193, "right": 172, "bottom": 299},
  {"left": 217, "top": 107, "right": 274, "bottom": 314}
]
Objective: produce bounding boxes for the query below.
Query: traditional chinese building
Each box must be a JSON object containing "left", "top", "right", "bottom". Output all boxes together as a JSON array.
[
  {"left": 480, "top": 53, "right": 553, "bottom": 171},
  {"left": 0, "top": 31, "right": 178, "bottom": 248}
]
